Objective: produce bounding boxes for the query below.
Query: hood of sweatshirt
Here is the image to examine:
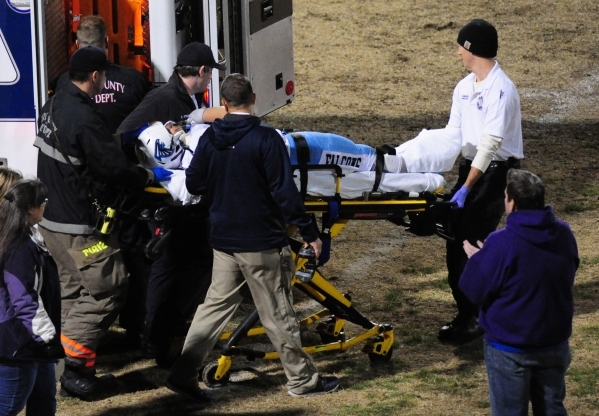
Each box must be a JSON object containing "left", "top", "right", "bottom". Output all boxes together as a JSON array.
[
  {"left": 209, "top": 115, "right": 261, "bottom": 150},
  {"left": 505, "top": 206, "right": 561, "bottom": 248}
]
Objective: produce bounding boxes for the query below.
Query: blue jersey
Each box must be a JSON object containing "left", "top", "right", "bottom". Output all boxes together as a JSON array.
[{"left": 284, "top": 132, "right": 376, "bottom": 172}]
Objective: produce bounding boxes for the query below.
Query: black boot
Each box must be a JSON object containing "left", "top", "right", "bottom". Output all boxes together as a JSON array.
[
  {"left": 438, "top": 315, "right": 483, "bottom": 344},
  {"left": 60, "top": 365, "right": 117, "bottom": 400}
]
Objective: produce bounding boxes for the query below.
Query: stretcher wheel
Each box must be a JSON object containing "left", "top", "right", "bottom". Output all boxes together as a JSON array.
[
  {"left": 368, "top": 346, "right": 393, "bottom": 363},
  {"left": 201, "top": 361, "right": 230, "bottom": 388}
]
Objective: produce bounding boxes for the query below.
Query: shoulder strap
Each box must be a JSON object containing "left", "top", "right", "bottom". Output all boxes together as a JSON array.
[
  {"left": 372, "top": 145, "right": 397, "bottom": 192},
  {"left": 289, "top": 133, "right": 310, "bottom": 199}
]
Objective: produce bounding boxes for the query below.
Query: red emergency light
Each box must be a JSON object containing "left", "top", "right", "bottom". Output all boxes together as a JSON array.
[{"left": 285, "top": 80, "right": 294, "bottom": 96}]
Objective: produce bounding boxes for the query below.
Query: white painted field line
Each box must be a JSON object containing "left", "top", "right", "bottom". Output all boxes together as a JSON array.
[{"left": 522, "top": 66, "right": 599, "bottom": 123}]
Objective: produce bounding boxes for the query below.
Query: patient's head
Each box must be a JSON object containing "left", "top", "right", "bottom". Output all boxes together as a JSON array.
[
  {"left": 220, "top": 73, "right": 255, "bottom": 110},
  {"left": 505, "top": 169, "right": 545, "bottom": 212}
]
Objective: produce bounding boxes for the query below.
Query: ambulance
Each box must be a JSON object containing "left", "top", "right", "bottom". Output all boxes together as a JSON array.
[{"left": 0, "top": 0, "right": 295, "bottom": 176}]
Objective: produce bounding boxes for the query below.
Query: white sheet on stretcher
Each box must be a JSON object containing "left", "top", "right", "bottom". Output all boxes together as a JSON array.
[
  {"left": 293, "top": 171, "right": 445, "bottom": 199},
  {"left": 151, "top": 123, "right": 450, "bottom": 203},
  {"left": 165, "top": 169, "right": 445, "bottom": 203}
]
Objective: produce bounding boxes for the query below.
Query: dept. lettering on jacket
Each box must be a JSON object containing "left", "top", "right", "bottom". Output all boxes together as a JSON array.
[
  {"left": 94, "top": 80, "right": 126, "bottom": 104},
  {"left": 82, "top": 241, "right": 108, "bottom": 257}
]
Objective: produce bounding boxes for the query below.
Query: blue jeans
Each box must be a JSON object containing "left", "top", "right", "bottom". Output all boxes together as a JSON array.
[
  {"left": 484, "top": 340, "right": 571, "bottom": 416},
  {"left": 0, "top": 361, "right": 56, "bottom": 416}
]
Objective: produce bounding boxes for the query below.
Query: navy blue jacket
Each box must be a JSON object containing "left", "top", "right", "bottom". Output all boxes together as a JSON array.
[
  {"left": 185, "top": 114, "right": 318, "bottom": 251},
  {"left": 0, "top": 233, "right": 63, "bottom": 362},
  {"left": 459, "top": 207, "right": 579, "bottom": 349}
]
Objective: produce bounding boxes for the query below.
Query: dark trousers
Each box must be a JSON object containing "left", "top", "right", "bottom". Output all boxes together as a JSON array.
[
  {"left": 117, "top": 216, "right": 151, "bottom": 336},
  {"left": 446, "top": 159, "right": 517, "bottom": 319},
  {"left": 144, "top": 216, "right": 213, "bottom": 350}
]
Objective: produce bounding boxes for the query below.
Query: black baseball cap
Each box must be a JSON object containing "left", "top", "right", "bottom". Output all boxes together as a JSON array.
[
  {"left": 69, "top": 46, "right": 109, "bottom": 71},
  {"left": 176, "top": 42, "right": 226, "bottom": 71}
]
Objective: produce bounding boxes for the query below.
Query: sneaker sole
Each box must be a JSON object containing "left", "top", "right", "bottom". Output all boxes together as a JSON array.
[{"left": 288, "top": 383, "right": 340, "bottom": 398}]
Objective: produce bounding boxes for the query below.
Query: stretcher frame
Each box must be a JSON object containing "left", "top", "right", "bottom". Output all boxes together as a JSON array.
[{"left": 199, "top": 165, "right": 454, "bottom": 387}]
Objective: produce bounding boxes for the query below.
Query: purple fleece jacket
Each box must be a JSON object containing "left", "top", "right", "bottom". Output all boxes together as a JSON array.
[
  {"left": 0, "top": 236, "right": 62, "bottom": 362},
  {"left": 459, "top": 207, "right": 579, "bottom": 349}
]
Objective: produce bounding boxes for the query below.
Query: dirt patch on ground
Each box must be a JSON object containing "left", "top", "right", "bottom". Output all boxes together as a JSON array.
[{"left": 56, "top": 1, "right": 599, "bottom": 415}]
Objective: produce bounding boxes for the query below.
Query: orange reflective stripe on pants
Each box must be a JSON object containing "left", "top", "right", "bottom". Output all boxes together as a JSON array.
[{"left": 61, "top": 334, "right": 96, "bottom": 367}]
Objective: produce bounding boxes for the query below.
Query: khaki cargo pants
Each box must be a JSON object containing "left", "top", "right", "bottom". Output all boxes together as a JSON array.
[
  {"left": 40, "top": 228, "right": 128, "bottom": 368},
  {"left": 168, "top": 246, "right": 319, "bottom": 394}
]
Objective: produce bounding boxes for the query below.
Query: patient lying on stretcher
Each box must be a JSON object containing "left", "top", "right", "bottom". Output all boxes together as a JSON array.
[{"left": 136, "top": 122, "right": 462, "bottom": 203}]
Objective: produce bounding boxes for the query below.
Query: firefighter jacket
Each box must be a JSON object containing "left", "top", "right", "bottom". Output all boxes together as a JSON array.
[
  {"left": 57, "top": 63, "right": 151, "bottom": 134},
  {"left": 35, "top": 82, "right": 149, "bottom": 235}
]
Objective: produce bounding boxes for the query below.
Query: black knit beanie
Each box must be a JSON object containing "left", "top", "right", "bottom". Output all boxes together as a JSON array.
[
  {"left": 69, "top": 46, "right": 109, "bottom": 71},
  {"left": 457, "top": 19, "right": 498, "bottom": 58}
]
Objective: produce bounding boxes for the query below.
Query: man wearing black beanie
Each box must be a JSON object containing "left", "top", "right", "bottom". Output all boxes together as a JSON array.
[{"left": 437, "top": 19, "right": 523, "bottom": 344}]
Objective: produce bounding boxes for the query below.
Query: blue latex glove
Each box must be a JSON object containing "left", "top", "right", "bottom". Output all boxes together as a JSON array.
[
  {"left": 450, "top": 185, "right": 470, "bottom": 208},
  {"left": 121, "top": 123, "right": 150, "bottom": 144},
  {"left": 151, "top": 167, "right": 173, "bottom": 183}
]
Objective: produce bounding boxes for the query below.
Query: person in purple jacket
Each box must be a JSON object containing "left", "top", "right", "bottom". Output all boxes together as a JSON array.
[
  {"left": 0, "top": 179, "right": 64, "bottom": 416},
  {"left": 459, "top": 169, "right": 578, "bottom": 416}
]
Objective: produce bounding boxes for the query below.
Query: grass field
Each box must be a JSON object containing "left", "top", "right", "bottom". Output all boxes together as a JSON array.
[{"left": 53, "top": 1, "right": 599, "bottom": 415}]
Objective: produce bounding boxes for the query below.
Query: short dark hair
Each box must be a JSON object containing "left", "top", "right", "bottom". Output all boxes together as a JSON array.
[
  {"left": 221, "top": 73, "right": 253, "bottom": 108},
  {"left": 174, "top": 65, "right": 201, "bottom": 78},
  {"left": 69, "top": 69, "right": 93, "bottom": 82},
  {"left": 506, "top": 169, "right": 545, "bottom": 210},
  {"left": 77, "top": 15, "right": 107, "bottom": 48}
]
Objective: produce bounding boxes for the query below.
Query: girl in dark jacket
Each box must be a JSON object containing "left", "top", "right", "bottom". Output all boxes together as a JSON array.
[{"left": 0, "top": 179, "right": 64, "bottom": 416}]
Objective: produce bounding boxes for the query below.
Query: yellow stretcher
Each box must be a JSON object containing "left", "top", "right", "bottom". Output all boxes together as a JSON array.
[{"left": 198, "top": 165, "right": 455, "bottom": 387}]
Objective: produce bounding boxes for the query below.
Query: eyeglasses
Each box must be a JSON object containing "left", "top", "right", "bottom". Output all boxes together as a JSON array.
[{"left": 40, "top": 198, "right": 48, "bottom": 208}]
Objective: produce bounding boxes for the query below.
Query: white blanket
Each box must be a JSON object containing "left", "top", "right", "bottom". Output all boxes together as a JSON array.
[
  {"left": 165, "top": 169, "right": 445, "bottom": 202},
  {"left": 294, "top": 171, "right": 445, "bottom": 199},
  {"left": 395, "top": 128, "right": 461, "bottom": 173},
  {"left": 148, "top": 124, "right": 453, "bottom": 203}
]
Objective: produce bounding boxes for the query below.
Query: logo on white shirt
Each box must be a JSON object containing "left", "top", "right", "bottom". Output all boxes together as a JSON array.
[{"left": 477, "top": 95, "right": 483, "bottom": 110}]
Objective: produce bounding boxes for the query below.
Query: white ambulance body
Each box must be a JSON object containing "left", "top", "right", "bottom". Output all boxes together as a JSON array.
[{"left": 0, "top": 0, "right": 295, "bottom": 176}]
